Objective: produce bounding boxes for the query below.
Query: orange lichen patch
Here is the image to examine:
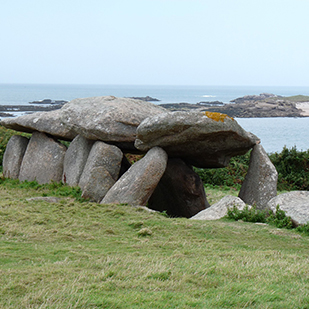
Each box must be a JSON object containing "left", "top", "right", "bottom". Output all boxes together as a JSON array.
[{"left": 203, "top": 111, "right": 234, "bottom": 122}]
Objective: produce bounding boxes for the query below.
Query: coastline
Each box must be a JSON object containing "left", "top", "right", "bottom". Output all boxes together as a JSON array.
[
  {"left": 296, "top": 102, "right": 309, "bottom": 116},
  {"left": 1, "top": 94, "right": 309, "bottom": 119}
]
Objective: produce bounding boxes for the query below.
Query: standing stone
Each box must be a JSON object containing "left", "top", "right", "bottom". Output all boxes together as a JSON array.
[
  {"left": 3, "top": 135, "right": 29, "bottom": 179},
  {"left": 62, "top": 135, "right": 94, "bottom": 186},
  {"left": 101, "top": 147, "right": 168, "bottom": 206},
  {"left": 79, "top": 141, "right": 123, "bottom": 202},
  {"left": 267, "top": 191, "right": 309, "bottom": 226},
  {"left": 238, "top": 144, "right": 278, "bottom": 209},
  {"left": 81, "top": 167, "right": 116, "bottom": 203},
  {"left": 148, "top": 158, "right": 209, "bottom": 218},
  {"left": 19, "top": 132, "right": 67, "bottom": 184}
]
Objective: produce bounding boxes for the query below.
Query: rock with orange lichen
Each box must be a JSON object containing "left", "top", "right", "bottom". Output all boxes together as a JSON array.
[{"left": 135, "top": 111, "right": 260, "bottom": 168}]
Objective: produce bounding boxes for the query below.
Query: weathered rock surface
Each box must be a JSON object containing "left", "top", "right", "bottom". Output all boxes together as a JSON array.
[
  {"left": 19, "top": 132, "right": 67, "bottom": 184},
  {"left": 78, "top": 141, "right": 123, "bottom": 202},
  {"left": 148, "top": 158, "right": 209, "bottom": 218},
  {"left": 267, "top": 191, "right": 309, "bottom": 226},
  {"left": 61, "top": 96, "right": 166, "bottom": 149},
  {"left": 239, "top": 144, "right": 278, "bottom": 209},
  {"left": 101, "top": 147, "right": 168, "bottom": 206},
  {"left": 3, "top": 135, "right": 29, "bottom": 179},
  {"left": 191, "top": 195, "right": 248, "bottom": 220},
  {"left": 0, "top": 109, "right": 77, "bottom": 141},
  {"left": 135, "top": 111, "right": 259, "bottom": 168},
  {"left": 81, "top": 167, "right": 116, "bottom": 202},
  {"left": 0, "top": 96, "right": 166, "bottom": 149},
  {"left": 62, "top": 135, "right": 94, "bottom": 186}
]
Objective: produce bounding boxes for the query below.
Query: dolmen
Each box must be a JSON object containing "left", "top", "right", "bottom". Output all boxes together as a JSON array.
[{"left": 1, "top": 96, "right": 278, "bottom": 218}]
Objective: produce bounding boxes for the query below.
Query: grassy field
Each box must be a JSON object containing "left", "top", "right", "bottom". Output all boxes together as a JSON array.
[{"left": 1, "top": 179, "right": 309, "bottom": 308}]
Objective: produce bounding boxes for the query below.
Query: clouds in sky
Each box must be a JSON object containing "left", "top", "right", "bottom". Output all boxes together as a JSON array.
[{"left": 1, "top": 0, "right": 309, "bottom": 86}]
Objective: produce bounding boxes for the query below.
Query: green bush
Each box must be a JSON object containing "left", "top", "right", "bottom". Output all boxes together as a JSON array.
[
  {"left": 194, "top": 152, "right": 251, "bottom": 189},
  {"left": 227, "top": 205, "right": 267, "bottom": 223},
  {"left": 195, "top": 146, "right": 309, "bottom": 191},
  {"left": 269, "top": 146, "right": 309, "bottom": 191},
  {"left": 227, "top": 204, "right": 293, "bottom": 229},
  {"left": 296, "top": 223, "right": 309, "bottom": 235},
  {"left": 266, "top": 205, "right": 293, "bottom": 229}
]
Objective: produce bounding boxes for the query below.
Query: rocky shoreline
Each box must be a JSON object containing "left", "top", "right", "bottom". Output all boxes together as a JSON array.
[
  {"left": 0, "top": 103, "right": 64, "bottom": 118},
  {"left": 160, "top": 93, "right": 309, "bottom": 118},
  {"left": 1, "top": 93, "right": 309, "bottom": 118}
]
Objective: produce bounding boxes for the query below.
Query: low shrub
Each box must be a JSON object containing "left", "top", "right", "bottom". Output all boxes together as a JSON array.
[
  {"left": 267, "top": 205, "right": 293, "bottom": 229},
  {"left": 196, "top": 146, "right": 309, "bottom": 191},
  {"left": 269, "top": 146, "right": 309, "bottom": 191},
  {"left": 227, "top": 204, "right": 293, "bottom": 230},
  {"left": 296, "top": 223, "right": 309, "bottom": 235},
  {"left": 194, "top": 152, "right": 250, "bottom": 189},
  {"left": 227, "top": 205, "right": 268, "bottom": 223}
]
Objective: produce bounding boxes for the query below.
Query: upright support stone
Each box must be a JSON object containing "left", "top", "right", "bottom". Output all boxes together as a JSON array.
[
  {"left": 238, "top": 144, "right": 278, "bottom": 209},
  {"left": 148, "top": 158, "right": 209, "bottom": 218},
  {"left": 3, "top": 135, "right": 29, "bottom": 179},
  {"left": 19, "top": 132, "right": 67, "bottom": 184},
  {"left": 101, "top": 147, "right": 168, "bottom": 206},
  {"left": 62, "top": 135, "right": 94, "bottom": 186},
  {"left": 78, "top": 141, "right": 123, "bottom": 202}
]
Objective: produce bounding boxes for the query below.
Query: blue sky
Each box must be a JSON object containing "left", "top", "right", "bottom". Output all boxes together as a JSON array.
[{"left": 1, "top": 0, "right": 309, "bottom": 86}]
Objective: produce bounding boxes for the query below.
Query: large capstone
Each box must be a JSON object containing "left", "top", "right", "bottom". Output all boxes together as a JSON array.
[
  {"left": 61, "top": 96, "right": 165, "bottom": 146},
  {"left": 135, "top": 111, "right": 259, "bottom": 168},
  {"left": 0, "top": 109, "right": 77, "bottom": 141},
  {"left": 0, "top": 96, "right": 166, "bottom": 150},
  {"left": 19, "top": 132, "right": 67, "bottom": 184}
]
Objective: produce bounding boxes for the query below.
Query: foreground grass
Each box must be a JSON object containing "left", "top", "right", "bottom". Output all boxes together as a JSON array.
[{"left": 1, "top": 181, "right": 309, "bottom": 308}]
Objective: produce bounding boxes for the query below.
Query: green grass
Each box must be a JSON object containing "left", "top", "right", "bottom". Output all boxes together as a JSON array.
[
  {"left": 1, "top": 179, "right": 309, "bottom": 308},
  {"left": 284, "top": 95, "right": 309, "bottom": 102}
]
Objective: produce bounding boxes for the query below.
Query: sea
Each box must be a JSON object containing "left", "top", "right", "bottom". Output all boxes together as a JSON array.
[{"left": 0, "top": 83, "right": 309, "bottom": 154}]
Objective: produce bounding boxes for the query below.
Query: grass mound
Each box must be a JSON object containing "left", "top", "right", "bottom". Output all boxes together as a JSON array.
[{"left": 1, "top": 180, "right": 309, "bottom": 308}]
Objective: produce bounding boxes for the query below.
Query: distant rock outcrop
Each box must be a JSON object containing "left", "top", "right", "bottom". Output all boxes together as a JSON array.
[{"left": 160, "top": 93, "right": 308, "bottom": 118}]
